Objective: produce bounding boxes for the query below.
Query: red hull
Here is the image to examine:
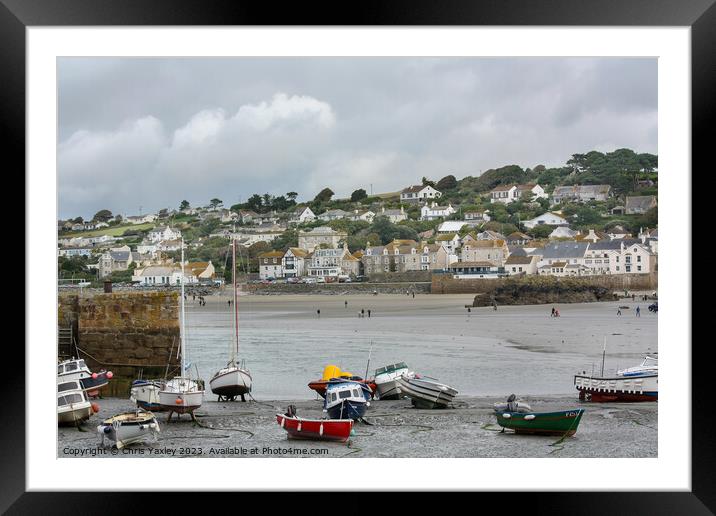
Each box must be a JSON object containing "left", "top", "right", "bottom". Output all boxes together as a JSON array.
[
  {"left": 276, "top": 414, "right": 352, "bottom": 442},
  {"left": 577, "top": 387, "right": 657, "bottom": 402},
  {"left": 308, "top": 380, "right": 376, "bottom": 399}
]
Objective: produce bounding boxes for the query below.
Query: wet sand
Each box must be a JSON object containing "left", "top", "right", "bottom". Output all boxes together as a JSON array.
[{"left": 58, "top": 395, "right": 657, "bottom": 458}]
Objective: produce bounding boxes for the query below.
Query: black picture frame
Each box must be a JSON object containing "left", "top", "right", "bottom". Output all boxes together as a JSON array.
[{"left": 4, "top": 0, "right": 707, "bottom": 511}]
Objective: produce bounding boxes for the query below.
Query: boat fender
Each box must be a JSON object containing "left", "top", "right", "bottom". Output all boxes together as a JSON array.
[
  {"left": 103, "top": 426, "right": 112, "bottom": 434},
  {"left": 297, "top": 422, "right": 302, "bottom": 432},
  {"left": 366, "top": 402, "right": 370, "bottom": 407},
  {"left": 502, "top": 414, "right": 511, "bottom": 419},
  {"left": 280, "top": 418, "right": 285, "bottom": 428},
  {"left": 322, "top": 409, "right": 327, "bottom": 413},
  {"left": 319, "top": 424, "right": 324, "bottom": 436},
  {"left": 107, "top": 371, "right": 114, "bottom": 379},
  {"left": 92, "top": 373, "right": 98, "bottom": 379},
  {"left": 175, "top": 398, "right": 183, "bottom": 405},
  {"left": 523, "top": 415, "right": 536, "bottom": 420},
  {"left": 91, "top": 402, "right": 100, "bottom": 413}
]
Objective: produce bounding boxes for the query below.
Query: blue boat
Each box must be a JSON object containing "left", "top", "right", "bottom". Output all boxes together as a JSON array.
[{"left": 323, "top": 380, "right": 371, "bottom": 420}]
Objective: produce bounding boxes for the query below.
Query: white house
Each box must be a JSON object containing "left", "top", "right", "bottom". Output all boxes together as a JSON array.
[
  {"left": 318, "top": 209, "right": 349, "bottom": 222},
  {"left": 420, "top": 202, "right": 456, "bottom": 221},
  {"left": 504, "top": 255, "right": 539, "bottom": 276},
  {"left": 58, "top": 248, "right": 93, "bottom": 258},
  {"left": 290, "top": 206, "right": 316, "bottom": 224},
  {"left": 435, "top": 233, "right": 461, "bottom": 254},
  {"left": 625, "top": 196, "right": 657, "bottom": 215},
  {"left": 258, "top": 251, "right": 285, "bottom": 280},
  {"left": 147, "top": 226, "right": 182, "bottom": 243},
  {"left": 282, "top": 248, "right": 310, "bottom": 278},
  {"left": 298, "top": 226, "right": 348, "bottom": 251},
  {"left": 400, "top": 185, "right": 442, "bottom": 204},
  {"left": 464, "top": 210, "right": 491, "bottom": 222},
  {"left": 523, "top": 212, "right": 569, "bottom": 229},
  {"left": 126, "top": 214, "right": 158, "bottom": 225},
  {"left": 490, "top": 184, "right": 547, "bottom": 204},
  {"left": 349, "top": 209, "right": 375, "bottom": 223}
]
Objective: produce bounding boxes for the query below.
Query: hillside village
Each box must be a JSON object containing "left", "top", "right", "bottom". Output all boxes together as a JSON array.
[{"left": 57, "top": 148, "right": 658, "bottom": 287}]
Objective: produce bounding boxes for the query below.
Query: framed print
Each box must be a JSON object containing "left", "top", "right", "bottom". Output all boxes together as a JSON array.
[{"left": 4, "top": 0, "right": 710, "bottom": 511}]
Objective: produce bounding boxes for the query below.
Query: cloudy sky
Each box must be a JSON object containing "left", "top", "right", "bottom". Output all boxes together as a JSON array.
[{"left": 58, "top": 57, "right": 657, "bottom": 220}]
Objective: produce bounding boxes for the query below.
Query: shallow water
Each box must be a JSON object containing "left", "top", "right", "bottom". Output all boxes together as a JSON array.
[{"left": 182, "top": 294, "right": 658, "bottom": 400}]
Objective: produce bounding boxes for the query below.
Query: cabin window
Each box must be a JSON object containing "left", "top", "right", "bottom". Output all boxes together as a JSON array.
[
  {"left": 339, "top": 390, "right": 352, "bottom": 399},
  {"left": 58, "top": 382, "right": 76, "bottom": 392},
  {"left": 66, "top": 362, "right": 78, "bottom": 372},
  {"left": 58, "top": 365, "right": 63, "bottom": 374},
  {"left": 353, "top": 389, "right": 361, "bottom": 397},
  {"left": 78, "top": 360, "right": 86, "bottom": 369}
]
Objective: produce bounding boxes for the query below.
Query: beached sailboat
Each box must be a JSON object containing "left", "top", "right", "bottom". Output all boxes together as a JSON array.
[
  {"left": 323, "top": 379, "right": 371, "bottom": 420},
  {"left": 276, "top": 405, "right": 353, "bottom": 442},
  {"left": 395, "top": 375, "right": 458, "bottom": 409},
  {"left": 158, "top": 239, "right": 205, "bottom": 419},
  {"left": 57, "top": 379, "right": 99, "bottom": 426},
  {"left": 374, "top": 362, "right": 414, "bottom": 400},
  {"left": 495, "top": 407, "right": 585, "bottom": 436},
  {"left": 210, "top": 239, "right": 252, "bottom": 401},
  {"left": 97, "top": 409, "right": 161, "bottom": 449},
  {"left": 574, "top": 341, "right": 658, "bottom": 402},
  {"left": 57, "top": 358, "right": 113, "bottom": 398}
]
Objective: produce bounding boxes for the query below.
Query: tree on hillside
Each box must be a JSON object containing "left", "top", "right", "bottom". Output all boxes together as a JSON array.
[
  {"left": 92, "top": 209, "right": 113, "bottom": 222},
  {"left": 528, "top": 225, "right": 553, "bottom": 239},
  {"left": 351, "top": 189, "right": 368, "bottom": 202},
  {"left": 286, "top": 192, "right": 298, "bottom": 202},
  {"left": 421, "top": 177, "right": 436, "bottom": 188},
  {"left": 180, "top": 200, "right": 190, "bottom": 211},
  {"left": 436, "top": 175, "right": 457, "bottom": 191},
  {"left": 72, "top": 216, "right": 83, "bottom": 223},
  {"left": 246, "top": 194, "right": 264, "bottom": 212},
  {"left": 157, "top": 208, "right": 169, "bottom": 219},
  {"left": 209, "top": 198, "right": 223, "bottom": 209},
  {"left": 314, "top": 188, "right": 335, "bottom": 203}
]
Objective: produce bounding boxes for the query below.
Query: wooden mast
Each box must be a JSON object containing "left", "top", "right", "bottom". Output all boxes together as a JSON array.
[{"left": 233, "top": 238, "right": 239, "bottom": 364}]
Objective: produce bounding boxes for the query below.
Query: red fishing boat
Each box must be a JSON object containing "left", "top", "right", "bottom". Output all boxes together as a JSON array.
[
  {"left": 308, "top": 364, "right": 376, "bottom": 399},
  {"left": 276, "top": 409, "right": 353, "bottom": 442}
]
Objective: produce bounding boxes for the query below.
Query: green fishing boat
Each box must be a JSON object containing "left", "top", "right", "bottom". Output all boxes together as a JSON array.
[{"left": 495, "top": 408, "right": 585, "bottom": 436}]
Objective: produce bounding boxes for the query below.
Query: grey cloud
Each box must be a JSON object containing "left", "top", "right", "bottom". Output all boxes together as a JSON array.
[{"left": 58, "top": 57, "right": 657, "bottom": 219}]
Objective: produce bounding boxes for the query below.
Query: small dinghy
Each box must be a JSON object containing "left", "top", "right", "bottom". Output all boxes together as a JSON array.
[
  {"left": 394, "top": 375, "right": 458, "bottom": 409},
  {"left": 57, "top": 379, "right": 99, "bottom": 426},
  {"left": 323, "top": 379, "right": 371, "bottom": 420},
  {"left": 98, "top": 410, "right": 160, "bottom": 449},
  {"left": 276, "top": 405, "right": 353, "bottom": 442},
  {"left": 494, "top": 395, "right": 584, "bottom": 436},
  {"left": 374, "top": 362, "right": 414, "bottom": 400}
]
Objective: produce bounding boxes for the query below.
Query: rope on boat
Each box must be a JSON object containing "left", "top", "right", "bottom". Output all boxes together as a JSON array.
[
  {"left": 547, "top": 412, "right": 582, "bottom": 453},
  {"left": 630, "top": 419, "right": 657, "bottom": 431},
  {"left": 247, "top": 391, "right": 281, "bottom": 410},
  {"left": 341, "top": 440, "right": 362, "bottom": 457},
  {"left": 480, "top": 422, "right": 503, "bottom": 432}
]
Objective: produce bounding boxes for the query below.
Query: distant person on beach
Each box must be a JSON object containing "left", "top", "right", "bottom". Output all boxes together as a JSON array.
[
  {"left": 361, "top": 308, "right": 365, "bottom": 317},
  {"left": 636, "top": 306, "right": 641, "bottom": 317},
  {"left": 555, "top": 309, "right": 560, "bottom": 317},
  {"left": 492, "top": 300, "right": 497, "bottom": 311},
  {"left": 412, "top": 291, "right": 415, "bottom": 299},
  {"left": 316, "top": 309, "right": 321, "bottom": 318},
  {"left": 551, "top": 307, "right": 555, "bottom": 317},
  {"left": 632, "top": 294, "right": 635, "bottom": 301},
  {"left": 367, "top": 309, "right": 371, "bottom": 318},
  {"left": 345, "top": 300, "right": 348, "bottom": 308},
  {"left": 617, "top": 308, "right": 622, "bottom": 316}
]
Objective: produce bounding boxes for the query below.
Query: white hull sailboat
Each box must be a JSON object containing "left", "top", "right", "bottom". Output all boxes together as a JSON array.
[
  {"left": 97, "top": 410, "right": 160, "bottom": 449},
  {"left": 159, "top": 239, "right": 204, "bottom": 419},
  {"left": 210, "top": 238, "right": 252, "bottom": 401}
]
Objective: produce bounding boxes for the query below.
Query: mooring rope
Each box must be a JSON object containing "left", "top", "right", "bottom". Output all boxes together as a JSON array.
[{"left": 192, "top": 415, "right": 255, "bottom": 438}]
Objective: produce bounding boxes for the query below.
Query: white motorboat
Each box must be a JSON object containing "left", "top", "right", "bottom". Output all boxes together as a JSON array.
[
  {"left": 209, "top": 238, "right": 252, "bottom": 401},
  {"left": 97, "top": 410, "right": 160, "bottom": 449},
  {"left": 394, "top": 375, "right": 458, "bottom": 409},
  {"left": 159, "top": 239, "right": 204, "bottom": 418},
  {"left": 57, "top": 358, "right": 113, "bottom": 397},
  {"left": 617, "top": 354, "right": 658, "bottom": 377},
  {"left": 57, "top": 379, "right": 97, "bottom": 426},
  {"left": 130, "top": 379, "right": 166, "bottom": 411},
  {"left": 373, "top": 362, "right": 413, "bottom": 400}
]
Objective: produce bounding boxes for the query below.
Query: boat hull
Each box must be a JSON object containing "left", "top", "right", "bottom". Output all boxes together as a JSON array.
[
  {"left": 58, "top": 404, "right": 93, "bottom": 426},
  {"left": 395, "top": 377, "right": 458, "bottom": 409},
  {"left": 375, "top": 379, "right": 403, "bottom": 400},
  {"left": 97, "top": 412, "right": 160, "bottom": 449},
  {"left": 209, "top": 367, "right": 252, "bottom": 398},
  {"left": 159, "top": 378, "right": 204, "bottom": 414},
  {"left": 574, "top": 374, "right": 658, "bottom": 402},
  {"left": 495, "top": 409, "right": 584, "bottom": 436},
  {"left": 276, "top": 415, "right": 352, "bottom": 442},
  {"left": 325, "top": 400, "right": 367, "bottom": 420}
]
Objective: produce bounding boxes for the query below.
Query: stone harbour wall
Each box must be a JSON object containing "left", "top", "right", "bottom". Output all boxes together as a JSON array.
[{"left": 58, "top": 291, "right": 181, "bottom": 397}]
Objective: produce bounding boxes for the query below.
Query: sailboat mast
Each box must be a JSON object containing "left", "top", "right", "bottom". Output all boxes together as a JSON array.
[
  {"left": 233, "top": 238, "right": 239, "bottom": 362},
  {"left": 180, "top": 238, "right": 186, "bottom": 375},
  {"left": 600, "top": 336, "right": 606, "bottom": 376}
]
